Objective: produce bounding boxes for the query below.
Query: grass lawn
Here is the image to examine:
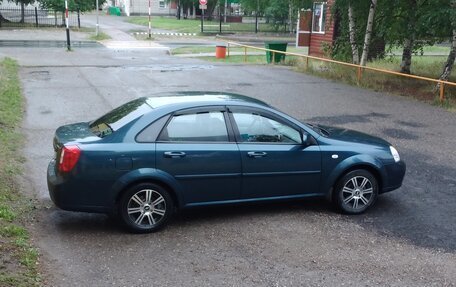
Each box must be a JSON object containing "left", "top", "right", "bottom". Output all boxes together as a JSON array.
[
  {"left": 127, "top": 16, "right": 279, "bottom": 34},
  {"left": 0, "top": 58, "right": 40, "bottom": 286},
  {"left": 128, "top": 17, "right": 202, "bottom": 33},
  {"left": 388, "top": 44, "right": 451, "bottom": 55},
  {"left": 297, "top": 56, "right": 456, "bottom": 109}
]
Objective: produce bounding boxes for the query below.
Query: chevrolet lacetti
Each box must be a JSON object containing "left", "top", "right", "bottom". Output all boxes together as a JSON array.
[{"left": 47, "top": 92, "right": 406, "bottom": 233}]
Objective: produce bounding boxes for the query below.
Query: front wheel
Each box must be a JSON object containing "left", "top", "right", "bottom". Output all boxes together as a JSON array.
[
  {"left": 119, "top": 183, "right": 174, "bottom": 233},
  {"left": 334, "top": 170, "right": 378, "bottom": 214}
]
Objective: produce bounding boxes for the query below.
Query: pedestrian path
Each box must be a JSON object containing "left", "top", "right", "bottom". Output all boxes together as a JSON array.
[{"left": 100, "top": 40, "right": 168, "bottom": 49}]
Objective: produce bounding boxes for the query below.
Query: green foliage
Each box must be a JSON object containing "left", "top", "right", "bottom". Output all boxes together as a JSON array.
[
  {"left": 265, "top": 0, "right": 289, "bottom": 29},
  {"left": 39, "top": 0, "right": 106, "bottom": 12},
  {"left": 332, "top": 0, "right": 455, "bottom": 62},
  {"left": 0, "top": 205, "right": 16, "bottom": 221}
]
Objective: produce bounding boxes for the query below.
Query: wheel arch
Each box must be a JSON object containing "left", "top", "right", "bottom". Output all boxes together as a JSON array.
[
  {"left": 325, "top": 156, "right": 385, "bottom": 201},
  {"left": 111, "top": 168, "right": 184, "bottom": 209}
]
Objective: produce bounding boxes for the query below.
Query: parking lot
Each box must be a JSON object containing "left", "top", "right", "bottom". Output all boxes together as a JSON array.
[{"left": 1, "top": 39, "right": 455, "bottom": 286}]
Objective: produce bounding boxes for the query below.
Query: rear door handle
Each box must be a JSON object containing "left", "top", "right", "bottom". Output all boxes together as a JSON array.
[
  {"left": 164, "top": 151, "right": 186, "bottom": 158},
  {"left": 247, "top": 151, "right": 267, "bottom": 158}
]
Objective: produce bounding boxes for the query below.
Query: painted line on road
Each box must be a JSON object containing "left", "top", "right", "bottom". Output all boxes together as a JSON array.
[{"left": 132, "top": 32, "right": 197, "bottom": 37}]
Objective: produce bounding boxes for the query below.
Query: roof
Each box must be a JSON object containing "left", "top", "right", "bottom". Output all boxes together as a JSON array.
[{"left": 144, "top": 92, "right": 270, "bottom": 109}]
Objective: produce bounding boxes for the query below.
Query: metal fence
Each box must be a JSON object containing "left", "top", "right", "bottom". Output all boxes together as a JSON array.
[
  {"left": 0, "top": 7, "right": 80, "bottom": 28},
  {"left": 202, "top": 15, "right": 291, "bottom": 34}
]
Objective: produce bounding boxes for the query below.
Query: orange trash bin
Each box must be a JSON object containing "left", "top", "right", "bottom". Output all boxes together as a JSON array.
[{"left": 215, "top": 45, "right": 226, "bottom": 59}]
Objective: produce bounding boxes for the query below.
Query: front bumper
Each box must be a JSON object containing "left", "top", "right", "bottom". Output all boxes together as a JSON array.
[{"left": 380, "top": 160, "right": 406, "bottom": 193}]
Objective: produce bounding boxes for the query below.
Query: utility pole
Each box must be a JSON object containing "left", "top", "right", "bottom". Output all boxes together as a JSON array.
[
  {"left": 96, "top": 0, "right": 99, "bottom": 36},
  {"left": 255, "top": 0, "right": 259, "bottom": 33},
  {"left": 148, "top": 0, "right": 151, "bottom": 38},
  {"left": 224, "top": 0, "right": 227, "bottom": 23},
  {"left": 65, "top": 0, "right": 71, "bottom": 51}
]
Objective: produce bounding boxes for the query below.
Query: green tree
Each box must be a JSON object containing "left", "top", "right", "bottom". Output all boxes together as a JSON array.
[
  {"left": 240, "top": 0, "right": 311, "bottom": 32},
  {"left": 380, "top": 0, "right": 451, "bottom": 74},
  {"left": 39, "top": 0, "right": 102, "bottom": 12},
  {"left": 437, "top": 0, "right": 456, "bottom": 85},
  {"left": 11, "top": 0, "right": 35, "bottom": 23},
  {"left": 333, "top": 0, "right": 453, "bottom": 72}
]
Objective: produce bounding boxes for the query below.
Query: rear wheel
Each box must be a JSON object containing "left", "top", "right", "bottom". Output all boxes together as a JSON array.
[
  {"left": 334, "top": 170, "right": 378, "bottom": 214},
  {"left": 119, "top": 183, "right": 173, "bottom": 233}
]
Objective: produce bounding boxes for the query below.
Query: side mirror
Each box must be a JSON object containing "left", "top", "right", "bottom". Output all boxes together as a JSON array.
[{"left": 301, "top": 133, "right": 314, "bottom": 146}]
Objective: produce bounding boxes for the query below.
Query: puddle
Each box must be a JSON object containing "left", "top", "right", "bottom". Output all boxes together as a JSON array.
[{"left": 124, "top": 64, "right": 215, "bottom": 72}]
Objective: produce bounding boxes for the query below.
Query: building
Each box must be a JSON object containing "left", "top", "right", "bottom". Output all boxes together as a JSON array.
[
  {"left": 114, "top": 0, "right": 177, "bottom": 16},
  {"left": 296, "top": 0, "right": 336, "bottom": 57}
]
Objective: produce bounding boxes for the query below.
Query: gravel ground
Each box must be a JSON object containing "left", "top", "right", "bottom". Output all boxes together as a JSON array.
[{"left": 1, "top": 19, "right": 455, "bottom": 287}]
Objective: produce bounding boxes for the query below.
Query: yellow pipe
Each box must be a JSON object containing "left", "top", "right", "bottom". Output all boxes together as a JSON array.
[{"left": 223, "top": 40, "right": 456, "bottom": 89}]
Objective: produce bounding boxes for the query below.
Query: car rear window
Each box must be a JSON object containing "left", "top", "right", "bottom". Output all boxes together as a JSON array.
[{"left": 89, "top": 98, "right": 152, "bottom": 138}]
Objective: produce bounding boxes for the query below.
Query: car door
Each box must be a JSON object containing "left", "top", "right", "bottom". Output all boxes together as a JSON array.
[
  {"left": 155, "top": 107, "right": 242, "bottom": 205},
  {"left": 229, "top": 107, "right": 321, "bottom": 199}
]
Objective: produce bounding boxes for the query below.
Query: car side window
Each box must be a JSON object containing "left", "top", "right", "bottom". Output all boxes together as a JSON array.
[
  {"left": 136, "top": 115, "right": 170, "bottom": 143},
  {"left": 233, "top": 112, "right": 302, "bottom": 144},
  {"left": 158, "top": 111, "right": 229, "bottom": 142}
]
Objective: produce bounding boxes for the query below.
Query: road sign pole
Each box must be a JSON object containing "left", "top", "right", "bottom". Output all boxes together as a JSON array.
[
  {"left": 199, "top": 0, "right": 207, "bottom": 33},
  {"left": 201, "top": 8, "right": 204, "bottom": 33}
]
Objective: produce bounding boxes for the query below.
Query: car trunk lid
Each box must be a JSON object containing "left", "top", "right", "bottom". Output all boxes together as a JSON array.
[{"left": 53, "top": 122, "right": 99, "bottom": 152}]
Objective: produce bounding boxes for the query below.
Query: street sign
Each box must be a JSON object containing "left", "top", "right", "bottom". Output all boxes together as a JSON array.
[
  {"left": 199, "top": 0, "right": 208, "bottom": 5},
  {"left": 199, "top": 4, "right": 207, "bottom": 9}
]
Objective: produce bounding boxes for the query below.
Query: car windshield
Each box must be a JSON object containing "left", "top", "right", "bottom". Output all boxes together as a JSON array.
[{"left": 89, "top": 98, "right": 152, "bottom": 138}]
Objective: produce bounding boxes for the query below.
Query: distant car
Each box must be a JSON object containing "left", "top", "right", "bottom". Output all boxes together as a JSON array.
[{"left": 47, "top": 92, "right": 406, "bottom": 233}]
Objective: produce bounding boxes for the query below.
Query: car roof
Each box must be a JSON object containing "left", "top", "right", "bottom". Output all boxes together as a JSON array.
[{"left": 143, "top": 92, "right": 270, "bottom": 109}]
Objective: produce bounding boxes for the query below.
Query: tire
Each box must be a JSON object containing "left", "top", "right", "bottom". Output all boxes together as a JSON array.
[
  {"left": 334, "top": 170, "right": 378, "bottom": 214},
  {"left": 119, "top": 183, "right": 174, "bottom": 233}
]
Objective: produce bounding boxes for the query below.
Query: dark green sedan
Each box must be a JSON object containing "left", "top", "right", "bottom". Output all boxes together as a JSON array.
[{"left": 47, "top": 92, "right": 406, "bottom": 233}]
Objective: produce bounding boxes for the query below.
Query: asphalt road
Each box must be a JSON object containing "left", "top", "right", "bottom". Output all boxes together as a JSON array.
[{"left": 1, "top": 40, "right": 456, "bottom": 286}]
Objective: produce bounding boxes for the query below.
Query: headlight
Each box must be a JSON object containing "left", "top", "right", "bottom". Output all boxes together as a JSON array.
[{"left": 390, "top": 146, "right": 400, "bottom": 162}]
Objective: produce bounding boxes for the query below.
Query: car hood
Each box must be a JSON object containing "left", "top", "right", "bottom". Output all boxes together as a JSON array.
[
  {"left": 317, "top": 125, "right": 390, "bottom": 147},
  {"left": 53, "top": 122, "right": 100, "bottom": 151}
]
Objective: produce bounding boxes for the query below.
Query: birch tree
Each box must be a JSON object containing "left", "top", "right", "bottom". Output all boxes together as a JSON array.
[
  {"left": 359, "top": 0, "right": 377, "bottom": 66},
  {"left": 399, "top": 0, "right": 417, "bottom": 74},
  {"left": 347, "top": 2, "right": 359, "bottom": 64},
  {"left": 437, "top": 0, "right": 456, "bottom": 84}
]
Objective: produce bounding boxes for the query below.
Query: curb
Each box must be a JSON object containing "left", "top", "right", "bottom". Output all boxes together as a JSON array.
[{"left": 132, "top": 32, "right": 197, "bottom": 37}]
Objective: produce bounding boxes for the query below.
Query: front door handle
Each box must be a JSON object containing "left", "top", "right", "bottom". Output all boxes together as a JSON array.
[
  {"left": 247, "top": 151, "right": 267, "bottom": 158},
  {"left": 164, "top": 151, "right": 186, "bottom": 158}
]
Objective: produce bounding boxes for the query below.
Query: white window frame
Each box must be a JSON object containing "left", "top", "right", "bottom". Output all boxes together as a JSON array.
[{"left": 312, "top": 2, "right": 326, "bottom": 34}]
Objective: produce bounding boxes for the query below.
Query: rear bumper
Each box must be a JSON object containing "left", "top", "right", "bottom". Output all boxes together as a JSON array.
[
  {"left": 380, "top": 160, "right": 406, "bottom": 194},
  {"left": 47, "top": 160, "right": 111, "bottom": 213}
]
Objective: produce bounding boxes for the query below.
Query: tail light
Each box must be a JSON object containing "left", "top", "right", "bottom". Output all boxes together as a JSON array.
[{"left": 59, "top": 145, "right": 81, "bottom": 173}]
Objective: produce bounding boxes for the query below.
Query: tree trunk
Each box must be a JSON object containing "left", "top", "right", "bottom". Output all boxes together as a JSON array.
[
  {"left": 288, "top": 0, "right": 292, "bottom": 34},
  {"left": 400, "top": 0, "right": 417, "bottom": 74},
  {"left": 20, "top": 2, "right": 25, "bottom": 23},
  {"left": 360, "top": 0, "right": 377, "bottom": 66},
  {"left": 436, "top": 0, "right": 456, "bottom": 92},
  {"left": 438, "top": 28, "right": 456, "bottom": 82},
  {"left": 348, "top": 3, "right": 359, "bottom": 64},
  {"left": 400, "top": 38, "right": 414, "bottom": 74}
]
